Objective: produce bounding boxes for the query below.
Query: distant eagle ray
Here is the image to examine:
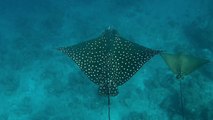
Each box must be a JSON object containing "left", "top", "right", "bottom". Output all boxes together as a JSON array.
[
  {"left": 58, "top": 28, "right": 160, "bottom": 120},
  {"left": 160, "top": 52, "right": 209, "bottom": 120}
]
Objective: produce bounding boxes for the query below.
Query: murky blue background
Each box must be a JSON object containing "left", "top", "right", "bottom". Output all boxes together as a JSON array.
[{"left": 0, "top": 0, "right": 212, "bottom": 119}]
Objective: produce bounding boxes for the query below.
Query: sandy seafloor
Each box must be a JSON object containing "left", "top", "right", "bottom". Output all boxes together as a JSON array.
[{"left": 0, "top": 0, "right": 213, "bottom": 120}]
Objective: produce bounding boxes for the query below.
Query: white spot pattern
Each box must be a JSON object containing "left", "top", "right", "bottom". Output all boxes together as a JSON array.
[{"left": 58, "top": 29, "right": 159, "bottom": 96}]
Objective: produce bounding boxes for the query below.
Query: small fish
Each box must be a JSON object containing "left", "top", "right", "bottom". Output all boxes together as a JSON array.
[{"left": 58, "top": 28, "right": 160, "bottom": 96}]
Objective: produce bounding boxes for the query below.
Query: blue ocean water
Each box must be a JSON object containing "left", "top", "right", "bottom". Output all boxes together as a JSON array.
[{"left": 0, "top": 0, "right": 212, "bottom": 120}]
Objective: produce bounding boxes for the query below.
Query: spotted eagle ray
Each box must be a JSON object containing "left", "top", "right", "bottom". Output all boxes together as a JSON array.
[
  {"left": 160, "top": 52, "right": 209, "bottom": 120},
  {"left": 58, "top": 28, "right": 160, "bottom": 120}
]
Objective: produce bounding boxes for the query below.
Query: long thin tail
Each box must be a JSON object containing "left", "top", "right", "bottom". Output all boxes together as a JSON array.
[
  {"left": 179, "top": 80, "right": 185, "bottom": 120},
  {"left": 108, "top": 95, "right": 111, "bottom": 120}
]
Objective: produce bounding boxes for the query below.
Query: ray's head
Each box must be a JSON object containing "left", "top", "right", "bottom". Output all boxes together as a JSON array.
[
  {"left": 176, "top": 72, "right": 184, "bottom": 80},
  {"left": 102, "top": 27, "right": 119, "bottom": 39}
]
